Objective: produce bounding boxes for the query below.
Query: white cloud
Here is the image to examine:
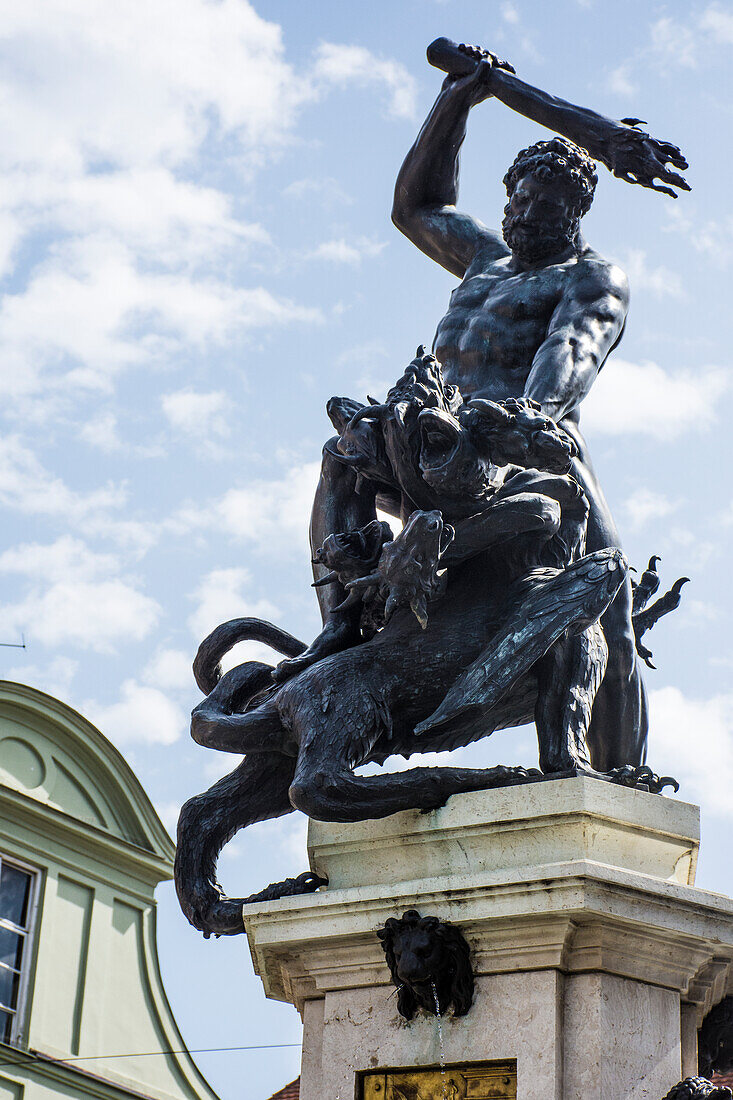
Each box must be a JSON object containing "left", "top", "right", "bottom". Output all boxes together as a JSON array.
[
  {"left": 623, "top": 489, "right": 680, "bottom": 530},
  {"left": 0, "top": 537, "right": 160, "bottom": 652},
  {"left": 650, "top": 16, "right": 699, "bottom": 67},
  {"left": 621, "top": 249, "right": 684, "bottom": 299},
  {"left": 610, "top": 7, "right": 733, "bottom": 99},
  {"left": 0, "top": 237, "right": 322, "bottom": 398},
  {"left": 682, "top": 599, "right": 719, "bottom": 624},
  {"left": 0, "top": 7, "right": 419, "bottom": 418},
  {"left": 187, "top": 567, "right": 291, "bottom": 675},
  {"left": 162, "top": 390, "right": 230, "bottom": 439},
  {"left": 313, "top": 43, "right": 417, "bottom": 120},
  {"left": 658, "top": 526, "right": 717, "bottom": 573},
  {"left": 502, "top": 2, "right": 520, "bottom": 24},
  {"left": 222, "top": 812, "right": 308, "bottom": 876},
  {"left": 0, "top": 0, "right": 305, "bottom": 175},
  {"left": 84, "top": 679, "right": 186, "bottom": 746},
  {"left": 700, "top": 4, "right": 733, "bottom": 44},
  {"left": 0, "top": 436, "right": 124, "bottom": 519},
  {"left": 0, "top": 577, "right": 158, "bottom": 653},
  {"left": 0, "top": 436, "right": 158, "bottom": 557},
  {"left": 307, "top": 236, "right": 387, "bottom": 265},
  {"left": 0, "top": 538, "right": 118, "bottom": 582},
  {"left": 649, "top": 687, "right": 733, "bottom": 818},
  {"left": 78, "top": 414, "right": 163, "bottom": 461},
  {"left": 5, "top": 655, "right": 78, "bottom": 700},
  {"left": 583, "top": 359, "right": 730, "bottom": 440},
  {"left": 188, "top": 567, "right": 280, "bottom": 642},
  {"left": 143, "top": 648, "right": 193, "bottom": 693},
  {"left": 279, "top": 814, "right": 308, "bottom": 863},
  {"left": 664, "top": 204, "right": 733, "bottom": 268},
  {"left": 606, "top": 64, "right": 637, "bottom": 98},
  {"left": 79, "top": 412, "right": 124, "bottom": 453},
  {"left": 646, "top": 7, "right": 733, "bottom": 71},
  {"left": 203, "top": 460, "right": 321, "bottom": 557},
  {"left": 84, "top": 516, "right": 160, "bottom": 558},
  {"left": 283, "top": 177, "right": 352, "bottom": 205},
  {"left": 0, "top": 167, "right": 267, "bottom": 277},
  {"left": 0, "top": 1, "right": 332, "bottom": 408}
]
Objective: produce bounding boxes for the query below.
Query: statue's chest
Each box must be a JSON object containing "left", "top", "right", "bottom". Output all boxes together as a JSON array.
[{"left": 449, "top": 269, "right": 561, "bottom": 327}]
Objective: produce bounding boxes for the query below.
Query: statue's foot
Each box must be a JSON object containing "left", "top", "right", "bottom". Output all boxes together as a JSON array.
[
  {"left": 243, "top": 871, "right": 327, "bottom": 904},
  {"left": 178, "top": 877, "right": 244, "bottom": 938},
  {"left": 419, "top": 765, "right": 543, "bottom": 814},
  {"left": 490, "top": 764, "right": 543, "bottom": 786},
  {"left": 181, "top": 872, "right": 327, "bottom": 939},
  {"left": 607, "top": 764, "right": 679, "bottom": 794},
  {"left": 540, "top": 759, "right": 679, "bottom": 795},
  {"left": 197, "top": 898, "right": 246, "bottom": 939},
  {"left": 272, "top": 617, "right": 359, "bottom": 683}
]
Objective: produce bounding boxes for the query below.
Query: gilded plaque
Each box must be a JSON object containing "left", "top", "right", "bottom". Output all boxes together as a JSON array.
[{"left": 361, "top": 1060, "right": 517, "bottom": 1100}]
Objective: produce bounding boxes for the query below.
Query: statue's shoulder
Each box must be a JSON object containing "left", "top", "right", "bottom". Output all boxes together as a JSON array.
[{"left": 572, "top": 247, "right": 630, "bottom": 307}]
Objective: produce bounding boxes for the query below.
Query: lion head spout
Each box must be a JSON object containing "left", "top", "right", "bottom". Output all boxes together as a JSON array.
[{"left": 376, "top": 909, "right": 474, "bottom": 1021}]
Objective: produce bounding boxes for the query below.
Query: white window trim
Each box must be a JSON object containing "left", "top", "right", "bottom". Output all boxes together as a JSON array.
[{"left": 0, "top": 853, "right": 41, "bottom": 1047}]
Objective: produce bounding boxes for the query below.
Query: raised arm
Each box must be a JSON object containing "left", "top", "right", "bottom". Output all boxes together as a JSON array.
[
  {"left": 524, "top": 258, "right": 629, "bottom": 423},
  {"left": 392, "top": 57, "right": 510, "bottom": 279}
]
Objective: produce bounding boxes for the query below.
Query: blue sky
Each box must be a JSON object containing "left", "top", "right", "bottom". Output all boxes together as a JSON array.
[{"left": 0, "top": 1, "right": 732, "bottom": 1096}]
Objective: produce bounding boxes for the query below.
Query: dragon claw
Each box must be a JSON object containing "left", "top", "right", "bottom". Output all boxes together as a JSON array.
[{"left": 607, "top": 764, "right": 679, "bottom": 795}]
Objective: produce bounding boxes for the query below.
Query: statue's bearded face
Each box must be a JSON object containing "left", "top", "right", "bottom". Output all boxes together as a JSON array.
[{"left": 502, "top": 174, "right": 580, "bottom": 264}]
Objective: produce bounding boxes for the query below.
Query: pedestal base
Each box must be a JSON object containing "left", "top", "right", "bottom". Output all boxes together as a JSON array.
[{"left": 243, "top": 778, "right": 733, "bottom": 1100}]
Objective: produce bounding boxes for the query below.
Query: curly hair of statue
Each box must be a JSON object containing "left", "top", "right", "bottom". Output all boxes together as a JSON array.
[
  {"left": 661, "top": 1079, "right": 732, "bottom": 1099},
  {"left": 503, "top": 137, "right": 598, "bottom": 216}
]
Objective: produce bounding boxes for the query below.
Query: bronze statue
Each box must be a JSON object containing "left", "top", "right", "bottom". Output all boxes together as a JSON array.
[
  {"left": 283, "top": 43, "right": 689, "bottom": 771},
  {"left": 174, "top": 41, "right": 688, "bottom": 939}
]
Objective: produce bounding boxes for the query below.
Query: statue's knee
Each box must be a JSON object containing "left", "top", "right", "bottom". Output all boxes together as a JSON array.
[
  {"left": 190, "top": 711, "right": 215, "bottom": 748},
  {"left": 288, "top": 779, "right": 308, "bottom": 814},
  {"left": 533, "top": 497, "right": 561, "bottom": 536},
  {"left": 289, "top": 770, "right": 336, "bottom": 817}
]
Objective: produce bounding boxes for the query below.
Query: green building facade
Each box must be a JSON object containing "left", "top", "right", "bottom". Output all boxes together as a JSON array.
[{"left": 0, "top": 680, "right": 220, "bottom": 1100}]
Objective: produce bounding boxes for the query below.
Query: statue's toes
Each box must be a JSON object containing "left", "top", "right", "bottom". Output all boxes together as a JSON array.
[
  {"left": 512, "top": 765, "right": 542, "bottom": 779},
  {"left": 180, "top": 880, "right": 224, "bottom": 933},
  {"left": 190, "top": 898, "right": 245, "bottom": 939},
  {"left": 202, "top": 900, "right": 245, "bottom": 938},
  {"left": 607, "top": 764, "right": 679, "bottom": 795}
]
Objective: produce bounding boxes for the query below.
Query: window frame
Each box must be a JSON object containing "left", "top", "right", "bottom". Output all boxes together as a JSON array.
[{"left": 0, "top": 852, "right": 41, "bottom": 1047}]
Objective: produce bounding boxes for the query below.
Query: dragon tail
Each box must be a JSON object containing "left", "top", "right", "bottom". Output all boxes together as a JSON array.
[{"left": 193, "top": 616, "right": 307, "bottom": 694}]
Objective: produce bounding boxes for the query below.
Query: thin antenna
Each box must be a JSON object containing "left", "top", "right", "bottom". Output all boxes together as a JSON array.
[{"left": 0, "top": 633, "right": 25, "bottom": 650}]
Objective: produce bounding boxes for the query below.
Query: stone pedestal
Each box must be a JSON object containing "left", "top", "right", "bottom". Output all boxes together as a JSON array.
[{"left": 242, "top": 778, "right": 733, "bottom": 1099}]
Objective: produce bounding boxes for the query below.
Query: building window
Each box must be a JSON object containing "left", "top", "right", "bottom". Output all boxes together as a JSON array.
[{"left": 0, "top": 856, "right": 37, "bottom": 1044}]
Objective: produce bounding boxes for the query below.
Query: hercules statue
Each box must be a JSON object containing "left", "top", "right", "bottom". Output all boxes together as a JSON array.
[
  {"left": 278, "top": 45, "right": 677, "bottom": 770},
  {"left": 174, "top": 41, "right": 689, "bottom": 938}
]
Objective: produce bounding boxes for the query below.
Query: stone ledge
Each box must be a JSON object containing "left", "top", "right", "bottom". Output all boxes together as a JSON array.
[
  {"left": 243, "top": 858, "right": 733, "bottom": 1014},
  {"left": 307, "top": 777, "right": 700, "bottom": 890}
]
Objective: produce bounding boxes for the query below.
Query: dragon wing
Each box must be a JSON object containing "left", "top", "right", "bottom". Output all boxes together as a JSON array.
[{"left": 414, "top": 549, "right": 626, "bottom": 741}]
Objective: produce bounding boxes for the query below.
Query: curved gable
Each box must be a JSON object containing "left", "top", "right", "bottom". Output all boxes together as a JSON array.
[{"left": 0, "top": 680, "right": 174, "bottom": 861}]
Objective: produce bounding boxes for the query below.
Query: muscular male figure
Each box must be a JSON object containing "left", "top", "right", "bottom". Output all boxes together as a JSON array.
[{"left": 283, "top": 54, "right": 644, "bottom": 771}]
